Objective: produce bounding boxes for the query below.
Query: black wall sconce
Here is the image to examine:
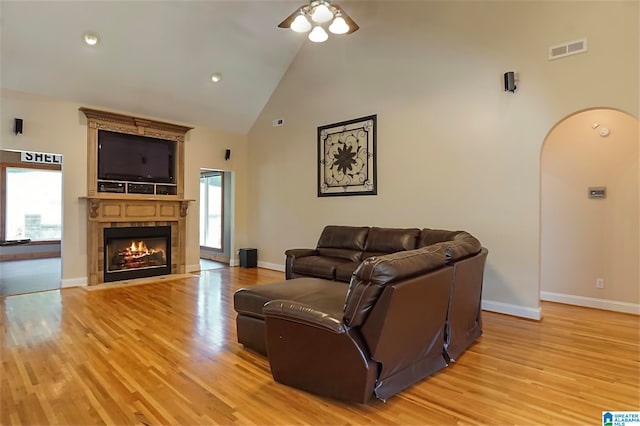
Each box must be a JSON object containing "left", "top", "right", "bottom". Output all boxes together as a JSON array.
[
  {"left": 14, "top": 118, "right": 23, "bottom": 135},
  {"left": 225, "top": 149, "right": 231, "bottom": 160},
  {"left": 504, "top": 72, "right": 517, "bottom": 92}
]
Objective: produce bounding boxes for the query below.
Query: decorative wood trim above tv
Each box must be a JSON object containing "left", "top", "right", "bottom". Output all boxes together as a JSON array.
[
  {"left": 80, "top": 107, "right": 193, "bottom": 139},
  {"left": 80, "top": 107, "right": 193, "bottom": 199}
]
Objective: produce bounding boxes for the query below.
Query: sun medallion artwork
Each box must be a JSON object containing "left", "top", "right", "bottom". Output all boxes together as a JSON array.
[{"left": 317, "top": 114, "right": 377, "bottom": 197}]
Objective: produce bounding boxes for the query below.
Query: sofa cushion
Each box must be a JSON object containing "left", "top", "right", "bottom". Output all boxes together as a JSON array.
[
  {"left": 317, "top": 226, "right": 370, "bottom": 251},
  {"left": 335, "top": 262, "right": 360, "bottom": 282},
  {"left": 234, "top": 277, "right": 347, "bottom": 319},
  {"left": 317, "top": 247, "right": 362, "bottom": 262},
  {"left": 292, "top": 256, "right": 352, "bottom": 280},
  {"left": 417, "top": 228, "right": 459, "bottom": 247},
  {"left": 445, "top": 232, "right": 482, "bottom": 263},
  {"left": 343, "top": 245, "right": 447, "bottom": 327},
  {"left": 362, "top": 227, "right": 420, "bottom": 258}
]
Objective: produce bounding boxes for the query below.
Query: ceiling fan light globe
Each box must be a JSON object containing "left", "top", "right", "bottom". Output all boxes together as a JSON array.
[
  {"left": 311, "top": 3, "right": 333, "bottom": 23},
  {"left": 329, "top": 16, "right": 349, "bottom": 34},
  {"left": 308, "top": 26, "right": 328, "bottom": 42},
  {"left": 290, "top": 14, "right": 312, "bottom": 33}
]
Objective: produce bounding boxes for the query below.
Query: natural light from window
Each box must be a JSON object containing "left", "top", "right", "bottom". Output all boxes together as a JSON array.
[
  {"left": 5, "top": 167, "right": 62, "bottom": 241},
  {"left": 199, "top": 172, "right": 223, "bottom": 250}
]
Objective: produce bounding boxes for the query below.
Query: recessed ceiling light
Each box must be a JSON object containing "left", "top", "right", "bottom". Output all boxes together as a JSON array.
[
  {"left": 83, "top": 32, "right": 99, "bottom": 46},
  {"left": 211, "top": 72, "right": 223, "bottom": 83}
]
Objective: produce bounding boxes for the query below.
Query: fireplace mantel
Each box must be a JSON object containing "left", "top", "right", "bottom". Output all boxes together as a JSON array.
[
  {"left": 81, "top": 195, "right": 194, "bottom": 221},
  {"left": 82, "top": 191, "right": 194, "bottom": 286},
  {"left": 80, "top": 108, "right": 193, "bottom": 285}
]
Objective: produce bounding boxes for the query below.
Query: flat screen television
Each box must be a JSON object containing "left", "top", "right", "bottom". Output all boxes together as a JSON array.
[{"left": 98, "top": 130, "right": 175, "bottom": 184}]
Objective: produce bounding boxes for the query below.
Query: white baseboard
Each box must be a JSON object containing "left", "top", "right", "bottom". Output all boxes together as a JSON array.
[
  {"left": 257, "top": 261, "right": 285, "bottom": 272},
  {"left": 540, "top": 291, "right": 640, "bottom": 315},
  {"left": 229, "top": 258, "right": 238, "bottom": 267},
  {"left": 61, "top": 277, "right": 87, "bottom": 288},
  {"left": 186, "top": 264, "right": 201, "bottom": 273},
  {"left": 200, "top": 253, "right": 230, "bottom": 263},
  {"left": 481, "top": 299, "right": 542, "bottom": 320}
]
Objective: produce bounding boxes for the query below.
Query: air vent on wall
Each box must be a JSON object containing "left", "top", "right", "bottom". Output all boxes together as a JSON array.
[{"left": 549, "top": 38, "right": 587, "bottom": 60}]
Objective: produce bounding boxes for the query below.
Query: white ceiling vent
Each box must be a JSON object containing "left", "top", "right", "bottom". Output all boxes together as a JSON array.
[{"left": 549, "top": 38, "right": 587, "bottom": 60}]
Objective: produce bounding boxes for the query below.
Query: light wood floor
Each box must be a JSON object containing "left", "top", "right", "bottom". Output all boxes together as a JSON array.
[{"left": 1, "top": 267, "right": 638, "bottom": 425}]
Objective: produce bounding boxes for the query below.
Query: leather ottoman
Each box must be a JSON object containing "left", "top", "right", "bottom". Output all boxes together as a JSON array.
[{"left": 234, "top": 277, "right": 348, "bottom": 355}]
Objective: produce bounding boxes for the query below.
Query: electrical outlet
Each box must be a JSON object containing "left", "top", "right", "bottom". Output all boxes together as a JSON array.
[{"left": 596, "top": 278, "right": 604, "bottom": 289}]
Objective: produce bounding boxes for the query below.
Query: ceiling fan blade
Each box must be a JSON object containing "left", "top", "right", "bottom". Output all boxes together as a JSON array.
[
  {"left": 333, "top": 4, "right": 359, "bottom": 34},
  {"left": 278, "top": 6, "right": 304, "bottom": 29}
]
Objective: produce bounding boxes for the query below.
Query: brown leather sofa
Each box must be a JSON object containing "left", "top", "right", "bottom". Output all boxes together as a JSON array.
[
  {"left": 285, "top": 226, "right": 421, "bottom": 282},
  {"left": 233, "top": 225, "right": 488, "bottom": 402}
]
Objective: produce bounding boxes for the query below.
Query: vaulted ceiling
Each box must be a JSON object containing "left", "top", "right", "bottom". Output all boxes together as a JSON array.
[{"left": 0, "top": 1, "right": 310, "bottom": 134}]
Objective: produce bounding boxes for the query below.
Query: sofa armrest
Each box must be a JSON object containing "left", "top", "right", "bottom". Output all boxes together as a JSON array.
[
  {"left": 284, "top": 248, "right": 318, "bottom": 279},
  {"left": 285, "top": 248, "right": 318, "bottom": 257},
  {"left": 263, "top": 300, "right": 346, "bottom": 334},
  {"left": 264, "top": 299, "right": 378, "bottom": 403}
]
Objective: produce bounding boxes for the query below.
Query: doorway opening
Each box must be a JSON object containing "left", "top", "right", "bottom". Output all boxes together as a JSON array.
[
  {"left": 540, "top": 108, "right": 639, "bottom": 314},
  {"left": 199, "top": 169, "right": 232, "bottom": 270},
  {"left": 0, "top": 150, "right": 63, "bottom": 296}
]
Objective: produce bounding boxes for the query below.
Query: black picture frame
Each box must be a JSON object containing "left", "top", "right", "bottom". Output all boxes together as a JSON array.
[{"left": 317, "top": 114, "right": 377, "bottom": 197}]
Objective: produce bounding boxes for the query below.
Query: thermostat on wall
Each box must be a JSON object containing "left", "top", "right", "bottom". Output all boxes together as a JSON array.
[{"left": 588, "top": 187, "right": 606, "bottom": 199}]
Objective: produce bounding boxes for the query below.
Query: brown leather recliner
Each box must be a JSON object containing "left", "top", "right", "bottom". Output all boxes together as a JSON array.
[
  {"left": 418, "top": 230, "right": 487, "bottom": 361},
  {"left": 445, "top": 246, "right": 488, "bottom": 361},
  {"left": 263, "top": 244, "right": 453, "bottom": 403}
]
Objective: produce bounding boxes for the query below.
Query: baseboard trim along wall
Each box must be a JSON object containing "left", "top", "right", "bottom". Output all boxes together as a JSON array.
[
  {"left": 186, "top": 264, "right": 202, "bottom": 273},
  {"left": 540, "top": 291, "right": 640, "bottom": 315},
  {"left": 257, "top": 261, "right": 285, "bottom": 272},
  {"left": 481, "top": 299, "right": 542, "bottom": 320},
  {"left": 61, "top": 277, "right": 87, "bottom": 288}
]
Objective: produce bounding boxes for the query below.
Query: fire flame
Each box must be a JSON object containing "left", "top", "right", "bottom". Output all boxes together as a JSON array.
[
  {"left": 129, "top": 240, "right": 148, "bottom": 253},
  {"left": 109, "top": 238, "right": 166, "bottom": 272},
  {"left": 124, "top": 240, "right": 162, "bottom": 258}
]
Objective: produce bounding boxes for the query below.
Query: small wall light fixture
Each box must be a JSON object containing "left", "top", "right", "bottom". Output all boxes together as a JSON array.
[
  {"left": 225, "top": 149, "right": 231, "bottom": 160},
  {"left": 504, "top": 71, "right": 517, "bottom": 92}
]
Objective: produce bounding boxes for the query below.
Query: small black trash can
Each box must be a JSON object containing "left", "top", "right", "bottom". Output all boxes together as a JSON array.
[{"left": 239, "top": 248, "right": 257, "bottom": 268}]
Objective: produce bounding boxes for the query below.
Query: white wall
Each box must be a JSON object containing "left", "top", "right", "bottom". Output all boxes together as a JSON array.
[
  {"left": 0, "top": 89, "right": 250, "bottom": 284},
  {"left": 541, "top": 109, "right": 639, "bottom": 313},
  {"left": 247, "top": 1, "right": 639, "bottom": 318}
]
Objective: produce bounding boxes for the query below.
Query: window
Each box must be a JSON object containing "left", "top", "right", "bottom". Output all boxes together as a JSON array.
[
  {"left": 1, "top": 164, "right": 62, "bottom": 242},
  {"left": 199, "top": 171, "right": 223, "bottom": 250}
]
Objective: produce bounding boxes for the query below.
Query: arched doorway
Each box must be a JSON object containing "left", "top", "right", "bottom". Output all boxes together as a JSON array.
[{"left": 540, "top": 108, "right": 639, "bottom": 314}]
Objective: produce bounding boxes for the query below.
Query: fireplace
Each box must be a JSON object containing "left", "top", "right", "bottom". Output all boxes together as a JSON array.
[{"left": 103, "top": 226, "right": 172, "bottom": 282}]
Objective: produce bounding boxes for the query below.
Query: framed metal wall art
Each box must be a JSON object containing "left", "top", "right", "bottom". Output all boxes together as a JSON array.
[{"left": 317, "top": 114, "right": 377, "bottom": 197}]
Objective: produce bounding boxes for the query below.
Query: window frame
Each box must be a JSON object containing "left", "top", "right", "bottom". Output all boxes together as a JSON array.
[
  {"left": 199, "top": 171, "right": 225, "bottom": 252},
  {"left": 1, "top": 162, "right": 63, "bottom": 244}
]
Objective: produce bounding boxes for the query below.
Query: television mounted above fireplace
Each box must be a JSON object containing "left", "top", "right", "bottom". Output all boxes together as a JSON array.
[{"left": 98, "top": 130, "right": 176, "bottom": 184}]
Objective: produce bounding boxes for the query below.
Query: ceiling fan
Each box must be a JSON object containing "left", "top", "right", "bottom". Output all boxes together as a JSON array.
[{"left": 278, "top": 0, "right": 359, "bottom": 42}]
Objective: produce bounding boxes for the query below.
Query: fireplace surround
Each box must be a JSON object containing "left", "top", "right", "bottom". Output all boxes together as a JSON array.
[{"left": 80, "top": 108, "right": 193, "bottom": 286}]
